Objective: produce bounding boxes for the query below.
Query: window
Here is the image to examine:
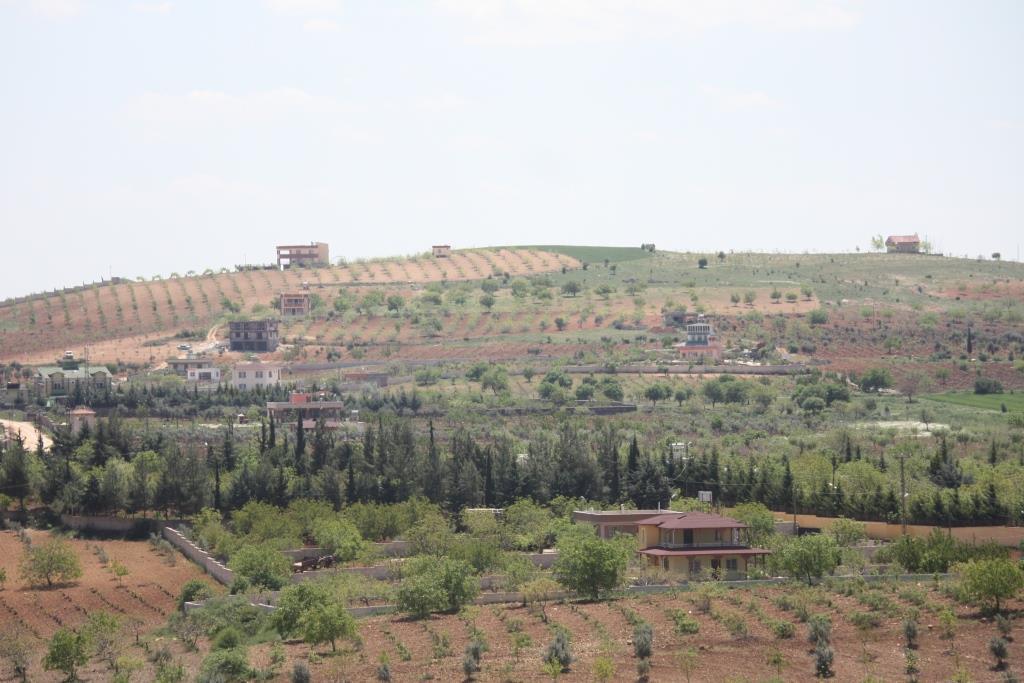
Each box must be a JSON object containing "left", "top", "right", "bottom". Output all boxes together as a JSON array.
[
  {"left": 662, "top": 557, "right": 669, "bottom": 570},
  {"left": 688, "top": 559, "right": 701, "bottom": 573},
  {"left": 726, "top": 558, "right": 738, "bottom": 572},
  {"left": 238, "top": 371, "right": 246, "bottom": 378},
  {"left": 239, "top": 383, "right": 246, "bottom": 390},
  {"left": 256, "top": 371, "right": 263, "bottom": 379},
  {"left": 714, "top": 529, "right": 722, "bottom": 541}
]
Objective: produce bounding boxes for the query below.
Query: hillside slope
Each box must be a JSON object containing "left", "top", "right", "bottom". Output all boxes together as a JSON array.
[{"left": 0, "top": 248, "right": 578, "bottom": 365}]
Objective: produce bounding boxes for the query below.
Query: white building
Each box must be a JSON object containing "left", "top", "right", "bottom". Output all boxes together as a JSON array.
[
  {"left": 186, "top": 366, "right": 222, "bottom": 383},
  {"left": 232, "top": 362, "right": 282, "bottom": 390}
]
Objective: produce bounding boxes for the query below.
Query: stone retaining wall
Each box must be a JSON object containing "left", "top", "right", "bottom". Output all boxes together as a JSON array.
[{"left": 162, "top": 526, "right": 234, "bottom": 585}]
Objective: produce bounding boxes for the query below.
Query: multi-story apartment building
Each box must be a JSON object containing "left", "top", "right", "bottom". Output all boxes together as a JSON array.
[
  {"left": 228, "top": 319, "right": 279, "bottom": 352},
  {"left": 276, "top": 242, "right": 329, "bottom": 268}
]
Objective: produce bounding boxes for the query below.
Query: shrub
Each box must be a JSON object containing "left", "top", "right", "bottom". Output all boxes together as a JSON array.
[
  {"left": 991, "top": 637, "right": 1009, "bottom": 670},
  {"left": 212, "top": 627, "right": 242, "bottom": 651},
  {"left": 770, "top": 620, "right": 796, "bottom": 639},
  {"left": 814, "top": 642, "right": 834, "bottom": 678},
  {"left": 463, "top": 637, "right": 487, "bottom": 678},
  {"left": 198, "top": 648, "right": 250, "bottom": 683},
  {"left": 633, "top": 622, "right": 653, "bottom": 658},
  {"left": 377, "top": 653, "right": 392, "bottom": 682},
  {"left": 903, "top": 617, "right": 918, "bottom": 649},
  {"left": 544, "top": 629, "right": 572, "bottom": 672},
  {"left": 996, "top": 613, "right": 1013, "bottom": 640},
  {"left": 669, "top": 609, "right": 700, "bottom": 635},
  {"left": 291, "top": 662, "right": 311, "bottom": 683},
  {"left": 975, "top": 377, "right": 1004, "bottom": 395},
  {"left": 178, "top": 579, "right": 214, "bottom": 610},
  {"left": 807, "top": 614, "right": 831, "bottom": 646}
]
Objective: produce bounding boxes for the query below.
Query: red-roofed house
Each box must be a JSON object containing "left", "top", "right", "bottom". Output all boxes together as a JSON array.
[
  {"left": 885, "top": 234, "right": 921, "bottom": 253},
  {"left": 575, "top": 509, "right": 770, "bottom": 579}
]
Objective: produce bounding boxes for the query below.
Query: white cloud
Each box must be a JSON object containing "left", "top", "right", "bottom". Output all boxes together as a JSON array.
[
  {"left": 265, "top": 0, "right": 341, "bottom": 14},
  {"left": 28, "top": 0, "right": 82, "bottom": 18},
  {"left": 303, "top": 17, "right": 339, "bottom": 32},
  {"left": 133, "top": 1, "right": 172, "bottom": 14},
  {"left": 436, "top": 0, "right": 859, "bottom": 45},
  {"left": 414, "top": 93, "right": 470, "bottom": 113},
  {"left": 701, "top": 85, "right": 782, "bottom": 112},
  {"left": 126, "top": 88, "right": 348, "bottom": 130}
]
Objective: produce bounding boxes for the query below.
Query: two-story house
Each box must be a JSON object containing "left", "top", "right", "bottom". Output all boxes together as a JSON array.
[
  {"left": 574, "top": 509, "right": 770, "bottom": 579},
  {"left": 634, "top": 511, "right": 770, "bottom": 578}
]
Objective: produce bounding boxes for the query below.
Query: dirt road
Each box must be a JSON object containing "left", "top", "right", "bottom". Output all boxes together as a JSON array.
[{"left": 0, "top": 418, "right": 53, "bottom": 450}]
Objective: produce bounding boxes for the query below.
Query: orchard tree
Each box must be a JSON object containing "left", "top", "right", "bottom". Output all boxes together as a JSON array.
[
  {"left": 643, "top": 383, "right": 672, "bottom": 407},
  {"left": 228, "top": 544, "right": 292, "bottom": 590},
  {"left": 19, "top": 538, "right": 82, "bottom": 588},
  {"left": 697, "top": 258, "right": 708, "bottom": 269},
  {"left": 554, "top": 528, "right": 634, "bottom": 600},
  {"left": 778, "top": 534, "right": 841, "bottom": 585},
  {"left": 43, "top": 629, "right": 88, "bottom": 681},
  {"left": 479, "top": 294, "right": 496, "bottom": 312},
  {"left": 312, "top": 518, "right": 365, "bottom": 562},
  {"left": 958, "top": 558, "right": 1024, "bottom": 613},
  {"left": 561, "top": 281, "right": 582, "bottom": 297},
  {"left": 300, "top": 603, "right": 357, "bottom": 652}
]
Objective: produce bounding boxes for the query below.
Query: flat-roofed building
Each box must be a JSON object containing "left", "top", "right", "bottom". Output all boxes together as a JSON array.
[
  {"left": 228, "top": 319, "right": 279, "bottom": 352},
  {"left": 432, "top": 245, "right": 452, "bottom": 258},
  {"left": 167, "top": 357, "right": 215, "bottom": 376},
  {"left": 186, "top": 366, "right": 222, "bottom": 383},
  {"left": 276, "top": 242, "right": 329, "bottom": 268},
  {"left": 232, "top": 362, "right": 282, "bottom": 390},
  {"left": 280, "top": 292, "right": 311, "bottom": 317}
]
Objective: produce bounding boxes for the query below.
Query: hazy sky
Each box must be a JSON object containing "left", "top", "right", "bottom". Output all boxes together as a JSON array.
[{"left": 2, "top": 0, "right": 1022, "bottom": 299}]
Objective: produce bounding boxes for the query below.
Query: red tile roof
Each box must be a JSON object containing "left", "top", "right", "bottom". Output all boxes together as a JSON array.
[
  {"left": 639, "top": 547, "right": 770, "bottom": 557},
  {"left": 885, "top": 234, "right": 920, "bottom": 245},
  {"left": 634, "top": 511, "right": 747, "bottom": 530}
]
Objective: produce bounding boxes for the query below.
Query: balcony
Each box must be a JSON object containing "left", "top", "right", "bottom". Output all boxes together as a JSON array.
[{"left": 657, "top": 541, "right": 749, "bottom": 551}]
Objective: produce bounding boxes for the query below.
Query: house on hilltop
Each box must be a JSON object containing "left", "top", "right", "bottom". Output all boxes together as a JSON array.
[
  {"left": 276, "top": 242, "right": 329, "bottom": 268},
  {"left": 885, "top": 234, "right": 921, "bottom": 253},
  {"left": 574, "top": 509, "right": 770, "bottom": 579},
  {"left": 432, "top": 245, "right": 452, "bottom": 258}
]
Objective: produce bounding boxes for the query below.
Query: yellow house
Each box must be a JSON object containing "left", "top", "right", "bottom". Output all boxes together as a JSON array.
[
  {"left": 635, "top": 511, "right": 770, "bottom": 579},
  {"left": 573, "top": 510, "right": 770, "bottom": 580}
]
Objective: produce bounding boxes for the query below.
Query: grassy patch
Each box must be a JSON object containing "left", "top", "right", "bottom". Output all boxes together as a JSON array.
[
  {"left": 516, "top": 245, "right": 655, "bottom": 264},
  {"left": 923, "top": 392, "right": 1024, "bottom": 412}
]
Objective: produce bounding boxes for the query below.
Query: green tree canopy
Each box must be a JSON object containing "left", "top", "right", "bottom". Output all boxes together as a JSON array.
[
  {"left": 553, "top": 527, "right": 634, "bottom": 600},
  {"left": 19, "top": 538, "right": 83, "bottom": 588}
]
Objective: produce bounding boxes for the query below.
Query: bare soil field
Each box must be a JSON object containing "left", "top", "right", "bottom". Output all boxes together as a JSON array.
[
  {"left": 0, "top": 528, "right": 211, "bottom": 682},
  {"left": 286, "top": 583, "right": 1022, "bottom": 682}
]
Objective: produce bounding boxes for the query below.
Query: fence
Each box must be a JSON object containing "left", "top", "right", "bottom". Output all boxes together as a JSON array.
[{"left": 778, "top": 512, "right": 1024, "bottom": 547}]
